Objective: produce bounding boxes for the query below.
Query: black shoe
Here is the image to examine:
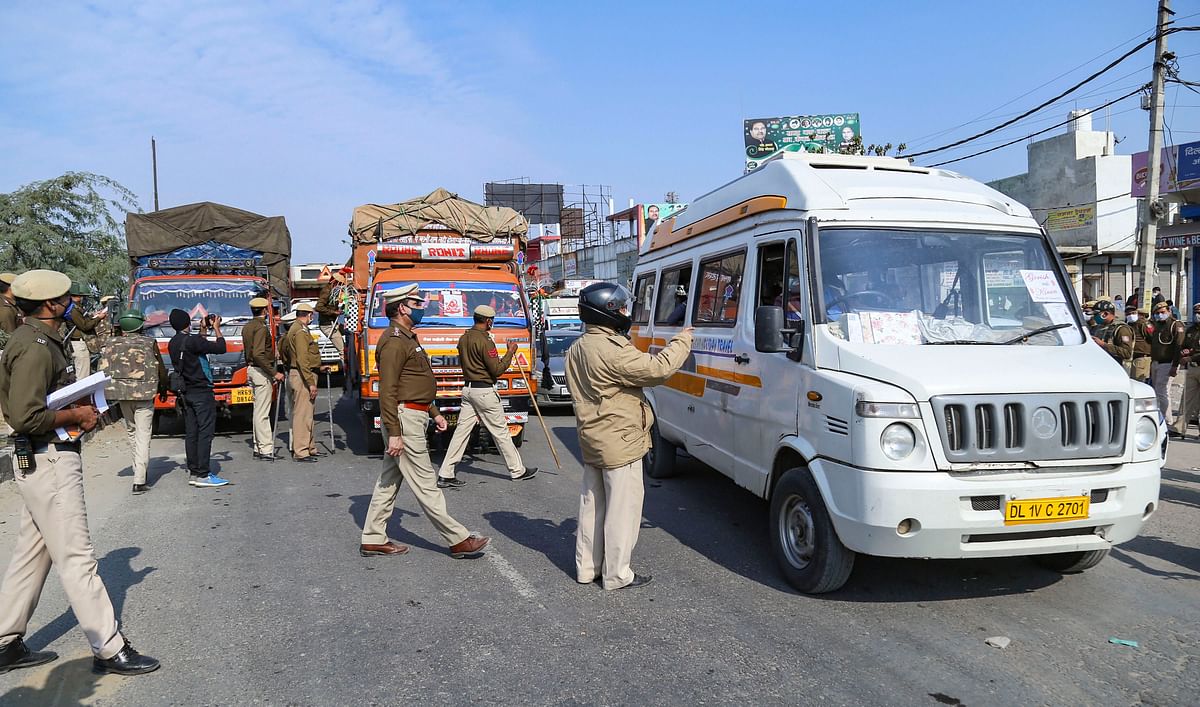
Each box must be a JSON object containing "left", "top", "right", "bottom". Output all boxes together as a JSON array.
[
  {"left": 293, "top": 456, "right": 318, "bottom": 463},
  {"left": 0, "top": 638, "right": 57, "bottom": 674},
  {"left": 615, "top": 574, "right": 653, "bottom": 590},
  {"left": 1168, "top": 430, "right": 1185, "bottom": 440},
  {"left": 437, "top": 476, "right": 466, "bottom": 489},
  {"left": 131, "top": 484, "right": 149, "bottom": 495},
  {"left": 253, "top": 452, "right": 277, "bottom": 461},
  {"left": 515, "top": 467, "right": 539, "bottom": 481},
  {"left": 93, "top": 642, "right": 160, "bottom": 676}
]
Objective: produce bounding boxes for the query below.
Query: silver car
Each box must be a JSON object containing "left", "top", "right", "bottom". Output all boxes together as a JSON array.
[{"left": 535, "top": 329, "right": 581, "bottom": 408}]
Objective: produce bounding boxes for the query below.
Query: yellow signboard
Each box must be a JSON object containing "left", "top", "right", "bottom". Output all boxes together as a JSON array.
[{"left": 1045, "top": 206, "right": 1095, "bottom": 232}]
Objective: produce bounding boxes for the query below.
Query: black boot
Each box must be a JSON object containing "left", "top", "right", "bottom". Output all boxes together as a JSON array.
[
  {"left": 0, "top": 637, "right": 57, "bottom": 674},
  {"left": 92, "top": 641, "right": 160, "bottom": 676}
]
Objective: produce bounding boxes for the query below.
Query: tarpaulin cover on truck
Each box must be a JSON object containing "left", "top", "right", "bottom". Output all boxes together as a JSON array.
[
  {"left": 125, "top": 202, "right": 292, "bottom": 298},
  {"left": 350, "top": 188, "right": 528, "bottom": 244}
]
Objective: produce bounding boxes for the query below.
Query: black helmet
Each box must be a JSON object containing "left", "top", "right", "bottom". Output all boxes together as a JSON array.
[
  {"left": 1093, "top": 300, "right": 1116, "bottom": 314},
  {"left": 578, "top": 282, "right": 633, "bottom": 334}
]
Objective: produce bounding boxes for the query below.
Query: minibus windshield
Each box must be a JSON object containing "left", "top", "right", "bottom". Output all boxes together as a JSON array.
[{"left": 816, "top": 229, "right": 1082, "bottom": 346}]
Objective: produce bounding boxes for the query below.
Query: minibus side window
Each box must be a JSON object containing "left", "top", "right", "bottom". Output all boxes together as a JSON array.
[
  {"left": 693, "top": 250, "right": 746, "bottom": 326},
  {"left": 756, "top": 240, "right": 802, "bottom": 327},
  {"left": 656, "top": 265, "right": 693, "bottom": 325},
  {"left": 632, "top": 273, "right": 656, "bottom": 324}
]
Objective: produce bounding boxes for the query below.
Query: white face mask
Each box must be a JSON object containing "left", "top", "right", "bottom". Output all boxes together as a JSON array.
[
  {"left": 1126, "top": 314, "right": 1139, "bottom": 323},
  {"left": 1155, "top": 313, "right": 1169, "bottom": 321}
]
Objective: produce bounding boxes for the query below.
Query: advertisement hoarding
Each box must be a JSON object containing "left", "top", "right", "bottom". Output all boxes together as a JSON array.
[
  {"left": 1130, "top": 140, "right": 1200, "bottom": 197},
  {"left": 744, "top": 114, "right": 860, "bottom": 172},
  {"left": 640, "top": 202, "right": 688, "bottom": 243}
]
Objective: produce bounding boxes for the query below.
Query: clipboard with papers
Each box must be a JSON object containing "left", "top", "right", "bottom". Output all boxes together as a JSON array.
[{"left": 46, "top": 372, "right": 111, "bottom": 442}]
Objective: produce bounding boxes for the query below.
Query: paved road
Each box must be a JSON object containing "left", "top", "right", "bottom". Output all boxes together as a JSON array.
[{"left": 0, "top": 391, "right": 1196, "bottom": 706}]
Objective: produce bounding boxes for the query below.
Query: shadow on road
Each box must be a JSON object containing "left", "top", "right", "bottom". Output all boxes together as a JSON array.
[
  {"left": 551, "top": 426, "right": 584, "bottom": 466},
  {"left": 1111, "top": 534, "right": 1200, "bottom": 578},
  {"left": 483, "top": 510, "right": 578, "bottom": 580},
  {"left": 346, "top": 494, "right": 442, "bottom": 553},
  {"left": 26, "top": 548, "right": 155, "bottom": 651},
  {"left": 643, "top": 454, "right": 1062, "bottom": 601},
  {"left": 0, "top": 657, "right": 104, "bottom": 706}
]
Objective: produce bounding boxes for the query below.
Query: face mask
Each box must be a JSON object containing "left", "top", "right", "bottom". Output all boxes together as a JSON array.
[
  {"left": 62, "top": 300, "right": 75, "bottom": 318},
  {"left": 406, "top": 306, "right": 425, "bottom": 325},
  {"left": 1193, "top": 313, "right": 1200, "bottom": 323},
  {"left": 1093, "top": 313, "right": 1105, "bottom": 326},
  {"left": 1155, "top": 313, "right": 1169, "bottom": 321},
  {"left": 1126, "top": 314, "right": 1138, "bottom": 324}
]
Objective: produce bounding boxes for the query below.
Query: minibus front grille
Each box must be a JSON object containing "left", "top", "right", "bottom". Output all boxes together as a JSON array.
[{"left": 932, "top": 395, "right": 1127, "bottom": 463}]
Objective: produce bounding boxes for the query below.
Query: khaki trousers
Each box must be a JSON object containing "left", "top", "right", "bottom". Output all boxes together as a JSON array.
[
  {"left": 118, "top": 400, "right": 154, "bottom": 485},
  {"left": 0, "top": 448, "right": 125, "bottom": 658},
  {"left": 248, "top": 367, "right": 274, "bottom": 455},
  {"left": 70, "top": 340, "right": 91, "bottom": 379},
  {"left": 0, "top": 397, "right": 11, "bottom": 437},
  {"left": 288, "top": 369, "right": 315, "bottom": 458},
  {"left": 576, "top": 459, "right": 644, "bottom": 590},
  {"left": 318, "top": 323, "right": 344, "bottom": 354},
  {"left": 438, "top": 386, "right": 525, "bottom": 479},
  {"left": 1150, "top": 362, "right": 1174, "bottom": 423},
  {"left": 361, "top": 406, "right": 470, "bottom": 546},
  {"left": 1172, "top": 365, "right": 1200, "bottom": 436}
]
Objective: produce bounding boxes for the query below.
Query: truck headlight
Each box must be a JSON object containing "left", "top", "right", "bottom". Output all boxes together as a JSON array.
[
  {"left": 511, "top": 378, "right": 527, "bottom": 389},
  {"left": 881, "top": 423, "right": 916, "bottom": 460},
  {"left": 496, "top": 379, "right": 509, "bottom": 391},
  {"left": 370, "top": 380, "right": 379, "bottom": 394},
  {"left": 1135, "top": 416, "right": 1158, "bottom": 451}
]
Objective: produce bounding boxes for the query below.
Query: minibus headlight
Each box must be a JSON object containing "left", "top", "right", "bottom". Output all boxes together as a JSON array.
[
  {"left": 1135, "top": 416, "right": 1158, "bottom": 451},
  {"left": 881, "top": 423, "right": 916, "bottom": 460},
  {"left": 856, "top": 402, "right": 920, "bottom": 419}
]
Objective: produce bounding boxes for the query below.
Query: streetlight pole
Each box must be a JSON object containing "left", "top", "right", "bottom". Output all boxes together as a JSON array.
[{"left": 1137, "top": 0, "right": 1173, "bottom": 314}]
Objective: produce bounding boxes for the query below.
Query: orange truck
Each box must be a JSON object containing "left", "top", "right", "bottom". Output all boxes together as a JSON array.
[
  {"left": 345, "top": 189, "right": 536, "bottom": 453},
  {"left": 124, "top": 202, "right": 292, "bottom": 428}
]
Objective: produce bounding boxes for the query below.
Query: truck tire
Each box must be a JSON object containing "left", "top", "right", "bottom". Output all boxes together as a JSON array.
[
  {"left": 645, "top": 421, "right": 677, "bottom": 479},
  {"left": 769, "top": 467, "right": 855, "bottom": 594},
  {"left": 1033, "top": 548, "right": 1110, "bottom": 573}
]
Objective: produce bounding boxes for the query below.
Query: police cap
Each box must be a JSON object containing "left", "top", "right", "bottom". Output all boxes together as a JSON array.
[
  {"left": 293, "top": 302, "right": 315, "bottom": 314},
  {"left": 382, "top": 283, "right": 424, "bottom": 304},
  {"left": 11, "top": 270, "right": 71, "bottom": 301},
  {"left": 474, "top": 304, "right": 496, "bottom": 318},
  {"left": 0, "top": 272, "right": 17, "bottom": 285},
  {"left": 249, "top": 297, "right": 270, "bottom": 309},
  {"left": 1153, "top": 300, "right": 1170, "bottom": 312}
]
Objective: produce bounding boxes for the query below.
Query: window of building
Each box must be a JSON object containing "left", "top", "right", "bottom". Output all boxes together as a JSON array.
[
  {"left": 632, "top": 272, "right": 656, "bottom": 324},
  {"left": 693, "top": 250, "right": 746, "bottom": 326},
  {"left": 656, "top": 264, "right": 693, "bottom": 325}
]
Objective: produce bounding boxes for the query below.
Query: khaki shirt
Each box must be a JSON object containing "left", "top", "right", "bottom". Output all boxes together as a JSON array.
[
  {"left": 66, "top": 307, "right": 102, "bottom": 341},
  {"left": 0, "top": 318, "right": 73, "bottom": 441},
  {"left": 0, "top": 299, "right": 20, "bottom": 335},
  {"left": 1177, "top": 322, "right": 1200, "bottom": 366},
  {"left": 377, "top": 323, "right": 439, "bottom": 438},
  {"left": 458, "top": 327, "right": 515, "bottom": 384},
  {"left": 1097, "top": 322, "right": 1134, "bottom": 363},
  {"left": 1149, "top": 317, "right": 1185, "bottom": 363},
  {"left": 565, "top": 324, "right": 692, "bottom": 469},
  {"left": 242, "top": 316, "right": 275, "bottom": 372},
  {"left": 285, "top": 321, "right": 320, "bottom": 387},
  {"left": 1129, "top": 317, "right": 1152, "bottom": 357}
]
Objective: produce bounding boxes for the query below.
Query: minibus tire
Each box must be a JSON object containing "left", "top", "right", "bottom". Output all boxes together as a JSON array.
[
  {"left": 1033, "top": 548, "right": 1109, "bottom": 573},
  {"left": 645, "top": 422, "right": 677, "bottom": 479},
  {"left": 769, "top": 467, "right": 854, "bottom": 594}
]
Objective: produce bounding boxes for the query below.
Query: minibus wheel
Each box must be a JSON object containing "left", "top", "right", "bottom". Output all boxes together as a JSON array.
[
  {"left": 645, "top": 421, "right": 677, "bottom": 479},
  {"left": 769, "top": 467, "right": 854, "bottom": 594},
  {"left": 1033, "top": 548, "right": 1110, "bottom": 573}
]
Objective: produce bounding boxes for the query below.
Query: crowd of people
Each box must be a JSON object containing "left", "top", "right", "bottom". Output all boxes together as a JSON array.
[{"left": 0, "top": 268, "right": 692, "bottom": 678}]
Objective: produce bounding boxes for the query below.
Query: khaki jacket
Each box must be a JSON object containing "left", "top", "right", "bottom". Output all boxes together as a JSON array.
[
  {"left": 285, "top": 322, "right": 320, "bottom": 387},
  {"left": 565, "top": 324, "right": 692, "bottom": 469}
]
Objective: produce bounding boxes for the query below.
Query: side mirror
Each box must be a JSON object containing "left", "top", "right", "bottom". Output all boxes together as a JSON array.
[{"left": 755, "top": 306, "right": 787, "bottom": 352}]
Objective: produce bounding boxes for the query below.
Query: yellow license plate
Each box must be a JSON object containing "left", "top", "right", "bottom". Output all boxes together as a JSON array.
[
  {"left": 1004, "top": 496, "right": 1089, "bottom": 525},
  {"left": 230, "top": 387, "right": 254, "bottom": 405}
]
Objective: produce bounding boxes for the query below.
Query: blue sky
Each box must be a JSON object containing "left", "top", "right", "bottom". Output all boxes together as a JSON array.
[{"left": 1, "top": 1, "right": 1198, "bottom": 262}]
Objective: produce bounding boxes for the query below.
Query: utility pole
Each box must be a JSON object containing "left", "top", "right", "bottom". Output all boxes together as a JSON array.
[
  {"left": 151, "top": 136, "right": 160, "bottom": 211},
  {"left": 1137, "top": 0, "right": 1173, "bottom": 314}
]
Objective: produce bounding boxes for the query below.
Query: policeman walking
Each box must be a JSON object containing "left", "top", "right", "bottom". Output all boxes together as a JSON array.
[
  {"left": 1092, "top": 300, "right": 1134, "bottom": 369},
  {"left": 359, "top": 284, "right": 490, "bottom": 559},
  {"left": 565, "top": 283, "right": 693, "bottom": 590},
  {"left": 243, "top": 296, "right": 284, "bottom": 460},
  {"left": 1149, "top": 300, "right": 1185, "bottom": 426},
  {"left": 98, "top": 308, "right": 169, "bottom": 494},
  {"left": 1170, "top": 302, "right": 1200, "bottom": 439},
  {"left": 437, "top": 304, "right": 537, "bottom": 488},
  {"left": 285, "top": 302, "right": 321, "bottom": 462},
  {"left": 0, "top": 270, "right": 160, "bottom": 676},
  {"left": 65, "top": 280, "right": 107, "bottom": 379}
]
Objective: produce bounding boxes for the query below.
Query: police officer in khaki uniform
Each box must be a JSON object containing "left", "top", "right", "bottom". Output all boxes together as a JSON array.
[
  {"left": 1125, "top": 305, "right": 1152, "bottom": 382},
  {"left": 285, "top": 302, "right": 322, "bottom": 462},
  {"left": 315, "top": 271, "right": 346, "bottom": 354},
  {"left": 565, "top": 283, "right": 693, "bottom": 590},
  {"left": 1149, "top": 300, "right": 1185, "bottom": 425},
  {"left": 243, "top": 296, "right": 284, "bottom": 460},
  {"left": 98, "top": 308, "right": 168, "bottom": 494},
  {"left": 437, "top": 304, "right": 537, "bottom": 488},
  {"left": 89, "top": 295, "right": 119, "bottom": 356},
  {"left": 1170, "top": 302, "right": 1200, "bottom": 439},
  {"left": 65, "top": 280, "right": 107, "bottom": 379},
  {"left": 360, "top": 284, "right": 490, "bottom": 559},
  {"left": 1092, "top": 300, "right": 1134, "bottom": 368},
  {"left": 0, "top": 270, "right": 159, "bottom": 676}
]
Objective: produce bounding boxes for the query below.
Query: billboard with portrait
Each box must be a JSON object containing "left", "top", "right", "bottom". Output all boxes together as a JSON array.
[
  {"left": 744, "top": 114, "right": 861, "bottom": 172},
  {"left": 640, "top": 202, "right": 688, "bottom": 242}
]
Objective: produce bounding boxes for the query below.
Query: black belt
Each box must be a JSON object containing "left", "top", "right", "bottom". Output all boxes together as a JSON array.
[
  {"left": 466, "top": 381, "right": 495, "bottom": 388},
  {"left": 1133, "top": 354, "right": 1151, "bottom": 360},
  {"left": 33, "top": 441, "right": 82, "bottom": 454}
]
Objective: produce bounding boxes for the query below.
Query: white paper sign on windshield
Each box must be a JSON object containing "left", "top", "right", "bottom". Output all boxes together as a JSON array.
[
  {"left": 440, "top": 291, "right": 465, "bottom": 317},
  {"left": 1042, "top": 302, "right": 1076, "bottom": 327},
  {"left": 1019, "top": 270, "right": 1066, "bottom": 303}
]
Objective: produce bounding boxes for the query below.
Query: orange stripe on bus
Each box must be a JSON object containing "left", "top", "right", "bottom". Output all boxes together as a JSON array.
[
  {"left": 647, "top": 195, "right": 787, "bottom": 252},
  {"left": 695, "top": 365, "right": 762, "bottom": 388},
  {"left": 664, "top": 372, "right": 706, "bottom": 397}
]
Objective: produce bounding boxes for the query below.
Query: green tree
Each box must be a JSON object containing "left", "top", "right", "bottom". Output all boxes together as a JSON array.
[
  {"left": 0, "top": 172, "right": 138, "bottom": 298},
  {"left": 838, "top": 136, "right": 909, "bottom": 157}
]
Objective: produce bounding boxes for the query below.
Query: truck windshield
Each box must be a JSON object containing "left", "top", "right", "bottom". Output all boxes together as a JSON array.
[
  {"left": 369, "top": 281, "right": 527, "bottom": 328},
  {"left": 817, "top": 229, "right": 1082, "bottom": 346},
  {"left": 132, "top": 279, "right": 265, "bottom": 339}
]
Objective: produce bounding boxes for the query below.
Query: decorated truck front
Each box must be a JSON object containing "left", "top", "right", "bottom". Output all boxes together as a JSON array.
[
  {"left": 346, "top": 189, "right": 535, "bottom": 454},
  {"left": 125, "top": 202, "right": 292, "bottom": 424}
]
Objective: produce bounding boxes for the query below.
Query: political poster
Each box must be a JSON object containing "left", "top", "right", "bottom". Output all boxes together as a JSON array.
[
  {"left": 640, "top": 202, "right": 688, "bottom": 243},
  {"left": 744, "top": 114, "right": 860, "bottom": 172}
]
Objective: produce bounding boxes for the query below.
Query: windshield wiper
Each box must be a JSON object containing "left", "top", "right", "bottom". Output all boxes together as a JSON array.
[
  {"left": 924, "top": 339, "right": 999, "bottom": 345},
  {"left": 1000, "top": 322, "right": 1072, "bottom": 345}
]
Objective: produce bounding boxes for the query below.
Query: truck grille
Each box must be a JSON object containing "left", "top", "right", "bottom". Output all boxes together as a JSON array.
[{"left": 932, "top": 394, "right": 1126, "bottom": 463}]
